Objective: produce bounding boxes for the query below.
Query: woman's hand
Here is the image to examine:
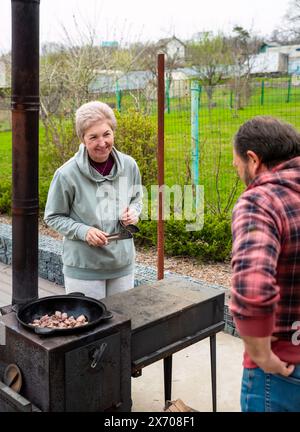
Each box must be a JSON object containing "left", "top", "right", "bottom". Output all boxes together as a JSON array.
[
  {"left": 120, "top": 207, "right": 139, "bottom": 226},
  {"left": 85, "top": 228, "right": 109, "bottom": 247}
]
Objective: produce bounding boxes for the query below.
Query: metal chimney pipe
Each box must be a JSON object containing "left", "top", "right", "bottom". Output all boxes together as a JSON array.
[{"left": 11, "top": 0, "right": 40, "bottom": 305}]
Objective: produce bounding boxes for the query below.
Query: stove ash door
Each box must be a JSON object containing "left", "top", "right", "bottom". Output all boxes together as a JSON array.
[{"left": 65, "top": 333, "right": 121, "bottom": 412}]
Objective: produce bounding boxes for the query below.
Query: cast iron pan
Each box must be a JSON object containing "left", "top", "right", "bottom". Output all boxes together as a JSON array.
[{"left": 16, "top": 293, "right": 113, "bottom": 336}]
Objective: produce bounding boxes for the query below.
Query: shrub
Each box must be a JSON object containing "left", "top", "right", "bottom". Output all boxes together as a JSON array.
[
  {"left": 114, "top": 109, "right": 157, "bottom": 187},
  {"left": 0, "top": 180, "right": 12, "bottom": 214},
  {"left": 40, "top": 117, "right": 78, "bottom": 175},
  {"left": 0, "top": 178, "right": 52, "bottom": 217},
  {"left": 135, "top": 213, "right": 232, "bottom": 262},
  {"left": 39, "top": 178, "right": 52, "bottom": 213}
]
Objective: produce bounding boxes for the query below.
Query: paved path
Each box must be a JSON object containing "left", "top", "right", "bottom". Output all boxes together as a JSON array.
[{"left": 0, "top": 261, "right": 64, "bottom": 308}]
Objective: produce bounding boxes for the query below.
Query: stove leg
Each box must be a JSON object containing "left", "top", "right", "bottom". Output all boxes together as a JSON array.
[
  {"left": 210, "top": 334, "right": 217, "bottom": 412},
  {"left": 163, "top": 355, "right": 172, "bottom": 403}
]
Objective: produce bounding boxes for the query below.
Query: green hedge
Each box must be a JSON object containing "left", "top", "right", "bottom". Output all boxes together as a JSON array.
[
  {"left": 114, "top": 109, "right": 157, "bottom": 186},
  {"left": 0, "top": 179, "right": 11, "bottom": 214},
  {"left": 135, "top": 214, "right": 232, "bottom": 262}
]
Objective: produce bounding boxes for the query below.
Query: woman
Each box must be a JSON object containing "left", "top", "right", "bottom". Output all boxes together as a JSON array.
[{"left": 44, "top": 101, "right": 143, "bottom": 300}]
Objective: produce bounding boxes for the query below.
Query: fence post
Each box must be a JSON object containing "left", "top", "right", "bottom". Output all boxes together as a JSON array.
[
  {"left": 229, "top": 91, "right": 233, "bottom": 109},
  {"left": 286, "top": 76, "right": 292, "bottom": 103},
  {"left": 191, "top": 81, "right": 200, "bottom": 201},
  {"left": 157, "top": 53, "right": 165, "bottom": 281},
  {"left": 261, "top": 80, "right": 265, "bottom": 106},
  {"left": 166, "top": 77, "right": 171, "bottom": 114},
  {"left": 116, "top": 80, "right": 122, "bottom": 111}
]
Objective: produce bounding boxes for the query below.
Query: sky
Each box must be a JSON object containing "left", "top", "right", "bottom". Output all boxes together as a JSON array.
[{"left": 0, "top": 0, "right": 292, "bottom": 53}]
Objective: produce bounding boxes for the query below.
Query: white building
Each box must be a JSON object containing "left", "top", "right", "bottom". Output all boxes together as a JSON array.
[
  {"left": 250, "top": 52, "right": 288, "bottom": 75},
  {"left": 157, "top": 36, "right": 186, "bottom": 61},
  {"left": 267, "top": 44, "right": 300, "bottom": 56},
  {"left": 0, "top": 62, "right": 6, "bottom": 88},
  {"left": 262, "top": 44, "right": 300, "bottom": 75},
  {"left": 166, "top": 68, "right": 200, "bottom": 98}
]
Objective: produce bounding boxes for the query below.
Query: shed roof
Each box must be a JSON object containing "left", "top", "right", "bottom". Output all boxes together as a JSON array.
[{"left": 89, "top": 70, "right": 154, "bottom": 93}]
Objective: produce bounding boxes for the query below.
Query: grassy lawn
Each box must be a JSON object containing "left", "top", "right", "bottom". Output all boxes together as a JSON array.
[
  {"left": 162, "top": 80, "right": 300, "bottom": 210},
  {"left": 0, "top": 130, "right": 12, "bottom": 179},
  {"left": 0, "top": 128, "right": 48, "bottom": 181},
  {"left": 2, "top": 78, "right": 300, "bottom": 214}
]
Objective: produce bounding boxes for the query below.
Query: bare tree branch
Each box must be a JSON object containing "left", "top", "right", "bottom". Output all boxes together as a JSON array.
[{"left": 186, "top": 33, "right": 231, "bottom": 108}]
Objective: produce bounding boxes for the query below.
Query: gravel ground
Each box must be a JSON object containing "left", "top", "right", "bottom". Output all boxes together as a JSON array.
[
  {"left": 0, "top": 215, "right": 232, "bottom": 288},
  {"left": 136, "top": 247, "right": 231, "bottom": 288}
]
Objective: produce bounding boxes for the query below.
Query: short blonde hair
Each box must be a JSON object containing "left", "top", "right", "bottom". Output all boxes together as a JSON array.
[{"left": 75, "top": 101, "right": 117, "bottom": 141}]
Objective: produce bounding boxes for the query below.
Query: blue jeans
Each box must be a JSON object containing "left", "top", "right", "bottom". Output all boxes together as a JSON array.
[{"left": 241, "top": 365, "right": 300, "bottom": 412}]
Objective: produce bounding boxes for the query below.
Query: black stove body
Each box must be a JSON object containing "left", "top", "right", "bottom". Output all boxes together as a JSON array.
[{"left": 0, "top": 310, "right": 131, "bottom": 412}]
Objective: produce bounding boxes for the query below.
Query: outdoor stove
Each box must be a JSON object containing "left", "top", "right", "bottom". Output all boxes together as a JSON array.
[
  {"left": 0, "top": 277, "right": 224, "bottom": 412},
  {"left": 0, "top": 309, "right": 132, "bottom": 412}
]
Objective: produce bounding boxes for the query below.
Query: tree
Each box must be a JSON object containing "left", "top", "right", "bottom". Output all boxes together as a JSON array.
[
  {"left": 132, "top": 39, "right": 184, "bottom": 83},
  {"left": 39, "top": 16, "right": 148, "bottom": 166},
  {"left": 127, "top": 42, "right": 157, "bottom": 105},
  {"left": 187, "top": 33, "right": 231, "bottom": 108},
  {"left": 284, "top": 0, "right": 300, "bottom": 41},
  {"left": 269, "top": 0, "right": 300, "bottom": 44},
  {"left": 0, "top": 52, "right": 11, "bottom": 89},
  {"left": 40, "top": 41, "right": 105, "bottom": 165},
  {"left": 227, "top": 26, "right": 261, "bottom": 111},
  {"left": 127, "top": 39, "right": 184, "bottom": 113},
  {"left": 0, "top": 53, "right": 11, "bottom": 131}
]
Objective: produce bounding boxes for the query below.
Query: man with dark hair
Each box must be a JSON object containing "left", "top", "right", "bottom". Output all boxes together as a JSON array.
[{"left": 230, "top": 116, "right": 300, "bottom": 412}]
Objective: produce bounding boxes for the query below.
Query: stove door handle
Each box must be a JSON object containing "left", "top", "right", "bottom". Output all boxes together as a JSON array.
[{"left": 91, "top": 342, "right": 107, "bottom": 368}]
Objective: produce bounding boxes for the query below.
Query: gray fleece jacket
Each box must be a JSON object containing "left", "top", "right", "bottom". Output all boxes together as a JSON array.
[{"left": 44, "top": 144, "right": 143, "bottom": 280}]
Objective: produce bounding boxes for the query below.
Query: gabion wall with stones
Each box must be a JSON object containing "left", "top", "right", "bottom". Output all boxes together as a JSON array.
[{"left": 0, "top": 223, "right": 239, "bottom": 337}]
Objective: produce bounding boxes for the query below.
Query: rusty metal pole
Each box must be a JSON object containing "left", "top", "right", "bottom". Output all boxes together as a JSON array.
[
  {"left": 11, "top": 0, "right": 40, "bottom": 305},
  {"left": 157, "top": 53, "right": 165, "bottom": 281},
  {"left": 157, "top": 55, "right": 172, "bottom": 403}
]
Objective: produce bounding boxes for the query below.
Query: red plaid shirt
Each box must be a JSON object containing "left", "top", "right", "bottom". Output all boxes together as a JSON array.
[{"left": 230, "top": 156, "right": 300, "bottom": 368}]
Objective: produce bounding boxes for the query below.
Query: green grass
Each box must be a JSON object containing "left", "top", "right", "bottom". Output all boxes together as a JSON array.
[
  {"left": 2, "top": 77, "right": 300, "bottom": 214},
  {"left": 161, "top": 80, "right": 300, "bottom": 212},
  {"left": 0, "top": 127, "right": 51, "bottom": 210},
  {"left": 0, "top": 130, "right": 12, "bottom": 180},
  {"left": 0, "top": 127, "right": 48, "bottom": 180}
]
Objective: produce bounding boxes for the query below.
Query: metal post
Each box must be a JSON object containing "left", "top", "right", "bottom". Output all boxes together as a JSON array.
[
  {"left": 229, "top": 91, "right": 233, "bottom": 109},
  {"left": 116, "top": 80, "right": 121, "bottom": 112},
  {"left": 11, "top": 0, "right": 40, "bottom": 305},
  {"left": 261, "top": 80, "right": 265, "bottom": 106},
  {"left": 164, "top": 356, "right": 172, "bottom": 403},
  {"left": 191, "top": 81, "right": 200, "bottom": 198},
  {"left": 158, "top": 54, "right": 171, "bottom": 403},
  {"left": 287, "top": 76, "right": 292, "bottom": 103},
  {"left": 166, "top": 77, "right": 170, "bottom": 114},
  {"left": 210, "top": 334, "right": 217, "bottom": 412},
  {"left": 157, "top": 53, "right": 165, "bottom": 282}
]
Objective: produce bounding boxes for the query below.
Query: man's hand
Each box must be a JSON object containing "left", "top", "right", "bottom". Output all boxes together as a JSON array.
[
  {"left": 85, "top": 228, "right": 108, "bottom": 247},
  {"left": 255, "top": 351, "right": 295, "bottom": 376},
  {"left": 243, "top": 335, "right": 295, "bottom": 376},
  {"left": 120, "top": 207, "right": 139, "bottom": 226}
]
